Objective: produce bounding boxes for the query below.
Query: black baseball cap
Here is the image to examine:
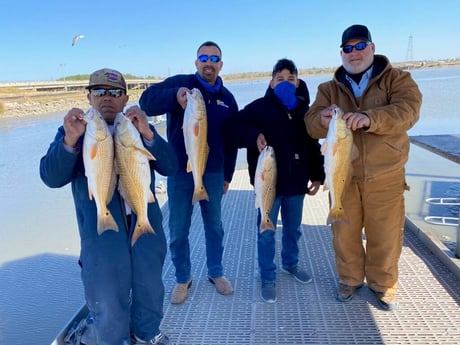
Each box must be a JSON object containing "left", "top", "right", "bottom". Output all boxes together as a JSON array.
[{"left": 341, "top": 24, "right": 372, "bottom": 47}]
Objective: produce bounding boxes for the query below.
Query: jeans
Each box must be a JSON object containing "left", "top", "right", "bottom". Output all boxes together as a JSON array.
[
  {"left": 257, "top": 194, "right": 305, "bottom": 282},
  {"left": 80, "top": 194, "right": 167, "bottom": 344},
  {"left": 167, "top": 171, "right": 225, "bottom": 282}
]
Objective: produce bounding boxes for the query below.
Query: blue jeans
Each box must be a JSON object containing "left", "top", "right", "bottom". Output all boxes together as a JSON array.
[
  {"left": 167, "top": 172, "right": 225, "bottom": 282},
  {"left": 257, "top": 194, "right": 305, "bottom": 282},
  {"left": 80, "top": 194, "right": 167, "bottom": 344}
]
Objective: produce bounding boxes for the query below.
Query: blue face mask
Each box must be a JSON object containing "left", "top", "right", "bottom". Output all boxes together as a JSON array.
[{"left": 273, "top": 81, "right": 298, "bottom": 110}]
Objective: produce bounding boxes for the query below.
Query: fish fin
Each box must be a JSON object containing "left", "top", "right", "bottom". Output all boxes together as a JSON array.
[
  {"left": 332, "top": 142, "right": 338, "bottom": 155},
  {"left": 131, "top": 220, "right": 155, "bottom": 246},
  {"left": 88, "top": 187, "right": 94, "bottom": 200},
  {"left": 260, "top": 172, "right": 265, "bottom": 182},
  {"left": 90, "top": 143, "right": 98, "bottom": 160},
  {"left": 135, "top": 146, "right": 156, "bottom": 160},
  {"left": 97, "top": 210, "right": 119, "bottom": 234},
  {"left": 320, "top": 141, "right": 328, "bottom": 154},
  {"left": 193, "top": 122, "right": 200, "bottom": 137},
  {"left": 148, "top": 190, "right": 155, "bottom": 203},
  {"left": 186, "top": 160, "right": 193, "bottom": 173},
  {"left": 192, "top": 186, "right": 209, "bottom": 204}
]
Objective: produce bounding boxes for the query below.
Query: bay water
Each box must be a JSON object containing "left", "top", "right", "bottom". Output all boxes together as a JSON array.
[{"left": 0, "top": 66, "right": 459, "bottom": 344}]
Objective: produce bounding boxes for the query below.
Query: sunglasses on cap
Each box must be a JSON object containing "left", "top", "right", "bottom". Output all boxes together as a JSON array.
[
  {"left": 342, "top": 41, "right": 371, "bottom": 54},
  {"left": 90, "top": 88, "right": 125, "bottom": 98},
  {"left": 197, "top": 54, "right": 221, "bottom": 63}
]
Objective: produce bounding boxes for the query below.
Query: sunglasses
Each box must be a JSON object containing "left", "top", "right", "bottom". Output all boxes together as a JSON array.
[
  {"left": 197, "top": 54, "right": 221, "bottom": 63},
  {"left": 342, "top": 41, "right": 370, "bottom": 54},
  {"left": 90, "top": 88, "right": 124, "bottom": 98}
]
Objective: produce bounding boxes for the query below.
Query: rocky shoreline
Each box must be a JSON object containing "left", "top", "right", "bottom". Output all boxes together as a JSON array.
[{"left": 0, "top": 91, "right": 142, "bottom": 119}]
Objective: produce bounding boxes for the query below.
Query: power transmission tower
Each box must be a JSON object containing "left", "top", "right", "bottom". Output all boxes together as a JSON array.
[{"left": 406, "top": 34, "right": 413, "bottom": 62}]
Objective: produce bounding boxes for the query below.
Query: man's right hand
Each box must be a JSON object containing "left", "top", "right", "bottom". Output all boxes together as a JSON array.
[
  {"left": 320, "top": 104, "right": 338, "bottom": 129},
  {"left": 63, "top": 108, "right": 86, "bottom": 147},
  {"left": 177, "top": 87, "right": 192, "bottom": 109}
]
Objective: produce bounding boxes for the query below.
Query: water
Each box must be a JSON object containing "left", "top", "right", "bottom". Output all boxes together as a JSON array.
[{"left": 1, "top": 66, "right": 459, "bottom": 345}]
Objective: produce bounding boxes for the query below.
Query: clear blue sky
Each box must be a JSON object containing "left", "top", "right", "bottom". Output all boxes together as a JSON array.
[{"left": 1, "top": 0, "right": 459, "bottom": 82}]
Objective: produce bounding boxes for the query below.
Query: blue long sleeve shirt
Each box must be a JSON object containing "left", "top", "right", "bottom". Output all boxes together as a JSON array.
[{"left": 139, "top": 74, "right": 238, "bottom": 182}]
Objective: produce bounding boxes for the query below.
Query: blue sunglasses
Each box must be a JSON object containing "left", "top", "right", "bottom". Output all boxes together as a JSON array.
[
  {"left": 197, "top": 54, "right": 221, "bottom": 63},
  {"left": 342, "top": 41, "right": 370, "bottom": 54}
]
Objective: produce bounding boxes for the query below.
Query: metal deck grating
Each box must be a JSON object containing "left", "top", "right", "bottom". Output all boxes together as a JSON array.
[{"left": 159, "top": 170, "right": 460, "bottom": 345}]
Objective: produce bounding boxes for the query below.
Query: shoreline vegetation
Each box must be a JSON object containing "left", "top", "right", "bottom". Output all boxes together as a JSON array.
[{"left": 1, "top": 59, "right": 459, "bottom": 119}]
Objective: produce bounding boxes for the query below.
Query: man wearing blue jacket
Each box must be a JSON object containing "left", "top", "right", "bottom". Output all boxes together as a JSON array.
[
  {"left": 236, "top": 59, "right": 325, "bottom": 303},
  {"left": 40, "top": 68, "right": 177, "bottom": 345},
  {"left": 139, "top": 41, "right": 238, "bottom": 304}
]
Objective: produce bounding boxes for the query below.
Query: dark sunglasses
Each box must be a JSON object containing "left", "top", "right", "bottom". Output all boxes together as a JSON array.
[
  {"left": 342, "top": 41, "right": 370, "bottom": 54},
  {"left": 90, "top": 88, "right": 124, "bottom": 98},
  {"left": 197, "top": 54, "right": 221, "bottom": 63}
]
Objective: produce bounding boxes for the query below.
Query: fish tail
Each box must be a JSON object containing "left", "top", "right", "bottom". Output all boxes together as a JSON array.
[
  {"left": 192, "top": 186, "right": 209, "bottom": 204},
  {"left": 131, "top": 220, "right": 156, "bottom": 246},
  {"left": 97, "top": 211, "right": 119, "bottom": 234}
]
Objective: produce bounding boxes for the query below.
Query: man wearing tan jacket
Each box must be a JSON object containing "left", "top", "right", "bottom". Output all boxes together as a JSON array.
[{"left": 305, "top": 24, "right": 422, "bottom": 311}]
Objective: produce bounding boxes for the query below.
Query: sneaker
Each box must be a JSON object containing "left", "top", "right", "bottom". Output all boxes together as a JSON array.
[
  {"left": 370, "top": 288, "right": 398, "bottom": 311},
  {"left": 281, "top": 266, "right": 313, "bottom": 284},
  {"left": 170, "top": 280, "right": 192, "bottom": 304},
  {"left": 260, "top": 282, "right": 277, "bottom": 303},
  {"left": 132, "top": 331, "right": 170, "bottom": 345},
  {"left": 208, "top": 276, "right": 234, "bottom": 295},
  {"left": 336, "top": 282, "right": 364, "bottom": 302}
]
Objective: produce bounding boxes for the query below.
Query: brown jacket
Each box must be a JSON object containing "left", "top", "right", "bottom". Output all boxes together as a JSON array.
[{"left": 305, "top": 55, "right": 422, "bottom": 181}]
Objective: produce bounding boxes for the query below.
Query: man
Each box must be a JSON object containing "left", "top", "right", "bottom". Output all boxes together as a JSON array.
[
  {"left": 139, "top": 41, "right": 238, "bottom": 304},
  {"left": 236, "top": 58, "right": 324, "bottom": 303},
  {"left": 40, "top": 68, "right": 177, "bottom": 344},
  {"left": 305, "top": 25, "right": 422, "bottom": 311}
]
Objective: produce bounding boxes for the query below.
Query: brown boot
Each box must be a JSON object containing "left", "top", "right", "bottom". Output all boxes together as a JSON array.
[
  {"left": 336, "top": 282, "right": 364, "bottom": 302},
  {"left": 208, "top": 276, "right": 234, "bottom": 295},
  {"left": 170, "top": 280, "right": 192, "bottom": 304},
  {"left": 370, "top": 288, "right": 398, "bottom": 311}
]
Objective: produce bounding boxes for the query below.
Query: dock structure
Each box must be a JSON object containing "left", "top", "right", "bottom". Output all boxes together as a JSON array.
[
  {"left": 55, "top": 161, "right": 460, "bottom": 345},
  {"left": 156, "top": 169, "right": 459, "bottom": 345}
]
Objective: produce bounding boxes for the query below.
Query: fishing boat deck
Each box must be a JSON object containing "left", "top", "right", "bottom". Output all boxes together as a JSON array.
[{"left": 54, "top": 141, "right": 460, "bottom": 345}]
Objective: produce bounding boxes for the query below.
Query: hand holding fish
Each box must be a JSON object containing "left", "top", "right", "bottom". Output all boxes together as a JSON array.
[
  {"left": 320, "top": 104, "right": 338, "bottom": 128},
  {"left": 342, "top": 112, "right": 370, "bottom": 131},
  {"left": 177, "top": 87, "right": 192, "bottom": 109},
  {"left": 63, "top": 108, "right": 87, "bottom": 147},
  {"left": 257, "top": 133, "right": 267, "bottom": 152},
  {"left": 307, "top": 180, "right": 321, "bottom": 196},
  {"left": 125, "top": 105, "right": 154, "bottom": 141}
]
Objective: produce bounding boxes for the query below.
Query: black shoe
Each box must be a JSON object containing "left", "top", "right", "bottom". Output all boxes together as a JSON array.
[
  {"left": 260, "top": 282, "right": 277, "bottom": 303},
  {"left": 281, "top": 266, "right": 313, "bottom": 284},
  {"left": 336, "top": 283, "right": 364, "bottom": 302}
]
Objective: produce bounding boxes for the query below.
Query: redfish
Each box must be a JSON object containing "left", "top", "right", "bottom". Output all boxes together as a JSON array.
[
  {"left": 83, "top": 108, "right": 118, "bottom": 234},
  {"left": 321, "top": 107, "right": 355, "bottom": 225},
  {"left": 114, "top": 113, "right": 156, "bottom": 246},
  {"left": 254, "top": 146, "right": 277, "bottom": 232},
  {"left": 183, "top": 88, "right": 209, "bottom": 204}
]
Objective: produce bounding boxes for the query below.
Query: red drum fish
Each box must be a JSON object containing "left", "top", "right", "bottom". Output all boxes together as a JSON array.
[
  {"left": 183, "top": 88, "right": 209, "bottom": 204},
  {"left": 82, "top": 108, "right": 118, "bottom": 234},
  {"left": 254, "top": 146, "right": 277, "bottom": 232}
]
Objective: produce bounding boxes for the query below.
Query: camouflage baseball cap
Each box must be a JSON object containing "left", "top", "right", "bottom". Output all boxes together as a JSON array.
[{"left": 86, "top": 68, "right": 127, "bottom": 90}]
